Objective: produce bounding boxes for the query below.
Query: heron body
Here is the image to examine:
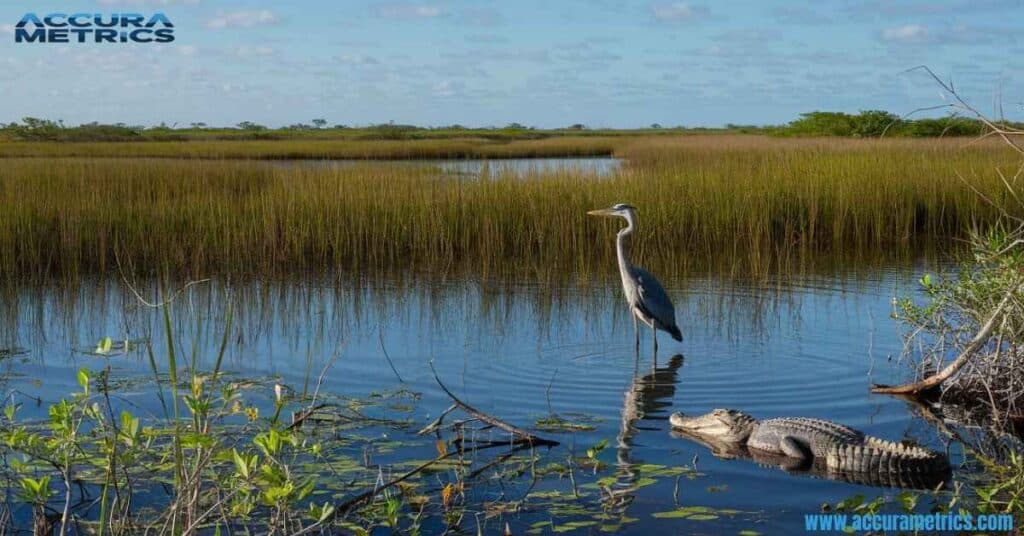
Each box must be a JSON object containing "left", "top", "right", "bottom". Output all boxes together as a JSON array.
[{"left": 588, "top": 204, "right": 682, "bottom": 351}]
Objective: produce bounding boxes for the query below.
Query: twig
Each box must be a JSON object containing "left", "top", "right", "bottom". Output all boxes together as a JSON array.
[
  {"left": 544, "top": 368, "right": 559, "bottom": 416},
  {"left": 429, "top": 361, "right": 559, "bottom": 447},
  {"left": 378, "top": 327, "right": 404, "bottom": 383},
  {"left": 114, "top": 247, "right": 210, "bottom": 309},
  {"left": 287, "top": 403, "right": 333, "bottom": 431},
  {"left": 288, "top": 352, "right": 340, "bottom": 430},
  {"left": 902, "top": 65, "right": 1024, "bottom": 154},
  {"left": 417, "top": 404, "right": 458, "bottom": 436}
]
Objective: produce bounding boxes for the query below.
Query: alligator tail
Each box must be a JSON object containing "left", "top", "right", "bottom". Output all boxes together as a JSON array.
[{"left": 825, "top": 437, "right": 949, "bottom": 475}]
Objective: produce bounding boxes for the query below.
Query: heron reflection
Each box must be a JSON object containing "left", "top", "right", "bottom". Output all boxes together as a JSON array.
[{"left": 603, "top": 354, "right": 685, "bottom": 513}]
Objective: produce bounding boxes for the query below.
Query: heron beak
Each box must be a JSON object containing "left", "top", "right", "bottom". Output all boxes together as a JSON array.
[{"left": 587, "top": 208, "right": 615, "bottom": 217}]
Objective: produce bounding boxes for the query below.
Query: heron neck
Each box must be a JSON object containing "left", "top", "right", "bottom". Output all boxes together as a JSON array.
[{"left": 616, "top": 218, "right": 635, "bottom": 276}]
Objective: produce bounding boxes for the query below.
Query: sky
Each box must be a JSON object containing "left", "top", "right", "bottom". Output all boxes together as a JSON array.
[{"left": 0, "top": 0, "right": 1021, "bottom": 128}]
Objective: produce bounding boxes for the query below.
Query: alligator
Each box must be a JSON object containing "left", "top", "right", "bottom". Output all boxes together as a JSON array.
[{"left": 669, "top": 409, "right": 950, "bottom": 489}]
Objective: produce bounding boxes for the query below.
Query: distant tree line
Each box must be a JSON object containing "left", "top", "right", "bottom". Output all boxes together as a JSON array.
[
  {"left": 0, "top": 112, "right": 1018, "bottom": 142},
  {"left": 771, "top": 110, "right": 1022, "bottom": 138}
]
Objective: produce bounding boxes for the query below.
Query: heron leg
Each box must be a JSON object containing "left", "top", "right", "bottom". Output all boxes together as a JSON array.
[
  {"left": 633, "top": 315, "right": 640, "bottom": 353},
  {"left": 651, "top": 323, "right": 658, "bottom": 354}
]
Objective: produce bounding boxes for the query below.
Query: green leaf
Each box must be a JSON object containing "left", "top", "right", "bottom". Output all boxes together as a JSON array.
[
  {"left": 232, "top": 449, "right": 250, "bottom": 479},
  {"left": 77, "top": 368, "right": 90, "bottom": 394},
  {"left": 652, "top": 505, "right": 738, "bottom": 520},
  {"left": 586, "top": 439, "right": 609, "bottom": 459},
  {"left": 316, "top": 502, "right": 335, "bottom": 522},
  {"left": 897, "top": 491, "right": 918, "bottom": 512},
  {"left": 95, "top": 337, "right": 113, "bottom": 354}
]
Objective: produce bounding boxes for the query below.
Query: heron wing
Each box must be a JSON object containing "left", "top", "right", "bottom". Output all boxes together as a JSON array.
[{"left": 633, "top": 267, "right": 678, "bottom": 331}]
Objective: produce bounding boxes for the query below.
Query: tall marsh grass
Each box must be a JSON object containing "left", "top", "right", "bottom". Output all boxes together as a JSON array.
[
  {"left": 0, "top": 136, "right": 619, "bottom": 160},
  {"left": 1, "top": 135, "right": 1019, "bottom": 284}
]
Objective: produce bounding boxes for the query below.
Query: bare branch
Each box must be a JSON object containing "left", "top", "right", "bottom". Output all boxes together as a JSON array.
[{"left": 873, "top": 282, "right": 1022, "bottom": 394}]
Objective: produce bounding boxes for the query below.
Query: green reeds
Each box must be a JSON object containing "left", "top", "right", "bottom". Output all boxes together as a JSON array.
[{"left": 0, "top": 135, "right": 1019, "bottom": 284}]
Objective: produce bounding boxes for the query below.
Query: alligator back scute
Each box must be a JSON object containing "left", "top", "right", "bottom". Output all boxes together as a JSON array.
[{"left": 754, "top": 417, "right": 865, "bottom": 457}]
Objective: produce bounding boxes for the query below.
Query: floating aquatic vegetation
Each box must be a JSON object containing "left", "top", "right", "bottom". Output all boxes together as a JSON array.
[
  {"left": 534, "top": 413, "right": 601, "bottom": 432},
  {"left": 650, "top": 504, "right": 747, "bottom": 520}
]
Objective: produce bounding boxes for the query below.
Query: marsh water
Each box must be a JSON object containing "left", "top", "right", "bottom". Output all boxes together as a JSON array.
[{"left": 1, "top": 262, "right": 964, "bottom": 534}]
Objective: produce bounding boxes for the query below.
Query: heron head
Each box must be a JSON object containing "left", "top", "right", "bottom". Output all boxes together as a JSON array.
[{"left": 587, "top": 203, "right": 636, "bottom": 218}]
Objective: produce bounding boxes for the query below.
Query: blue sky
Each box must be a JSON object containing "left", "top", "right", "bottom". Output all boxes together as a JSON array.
[{"left": 0, "top": 0, "right": 1021, "bottom": 128}]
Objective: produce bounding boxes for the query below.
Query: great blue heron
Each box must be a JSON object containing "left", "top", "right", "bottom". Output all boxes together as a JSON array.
[{"left": 588, "top": 203, "right": 682, "bottom": 351}]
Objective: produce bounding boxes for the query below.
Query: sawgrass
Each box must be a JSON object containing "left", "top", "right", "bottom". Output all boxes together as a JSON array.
[{"left": 1, "top": 135, "right": 1019, "bottom": 284}]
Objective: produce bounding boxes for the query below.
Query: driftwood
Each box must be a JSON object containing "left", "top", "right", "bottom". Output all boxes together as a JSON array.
[
  {"left": 429, "top": 362, "right": 559, "bottom": 447},
  {"left": 872, "top": 283, "right": 1020, "bottom": 395}
]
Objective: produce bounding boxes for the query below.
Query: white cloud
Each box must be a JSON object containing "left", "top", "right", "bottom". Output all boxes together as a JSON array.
[
  {"left": 373, "top": 3, "right": 443, "bottom": 20},
  {"left": 650, "top": 2, "right": 708, "bottom": 23},
  {"left": 881, "top": 24, "right": 929, "bottom": 43},
  {"left": 207, "top": 10, "right": 278, "bottom": 29}
]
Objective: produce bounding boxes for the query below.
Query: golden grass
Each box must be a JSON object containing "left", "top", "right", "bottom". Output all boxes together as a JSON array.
[
  {"left": 0, "top": 135, "right": 1018, "bottom": 284},
  {"left": 0, "top": 136, "right": 619, "bottom": 160}
]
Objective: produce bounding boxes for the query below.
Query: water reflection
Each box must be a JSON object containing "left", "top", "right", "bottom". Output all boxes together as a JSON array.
[
  {"left": 669, "top": 424, "right": 949, "bottom": 490},
  {"left": 606, "top": 355, "right": 685, "bottom": 512}
]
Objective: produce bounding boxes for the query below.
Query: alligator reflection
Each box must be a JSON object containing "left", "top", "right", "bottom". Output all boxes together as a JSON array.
[
  {"left": 669, "top": 428, "right": 949, "bottom": 490},
  {"left": 604, "top": 354, "right": 684, "bottom": 513}
]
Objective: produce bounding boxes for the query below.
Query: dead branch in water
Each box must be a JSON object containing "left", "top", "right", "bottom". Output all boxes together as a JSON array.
[
  {"left": 872, "top": 282, "right": 1021, "bottom": 395},
  {"left": 429, "top": 361, "right": 559, "bottom": 447},
  {"left": 417, "top": 403, "right": 458, "bottom": 436}
]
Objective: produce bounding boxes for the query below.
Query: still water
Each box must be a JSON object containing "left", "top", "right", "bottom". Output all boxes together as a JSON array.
[{"left": 0, "top": 266, "right": 959, "bottom": 534}]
